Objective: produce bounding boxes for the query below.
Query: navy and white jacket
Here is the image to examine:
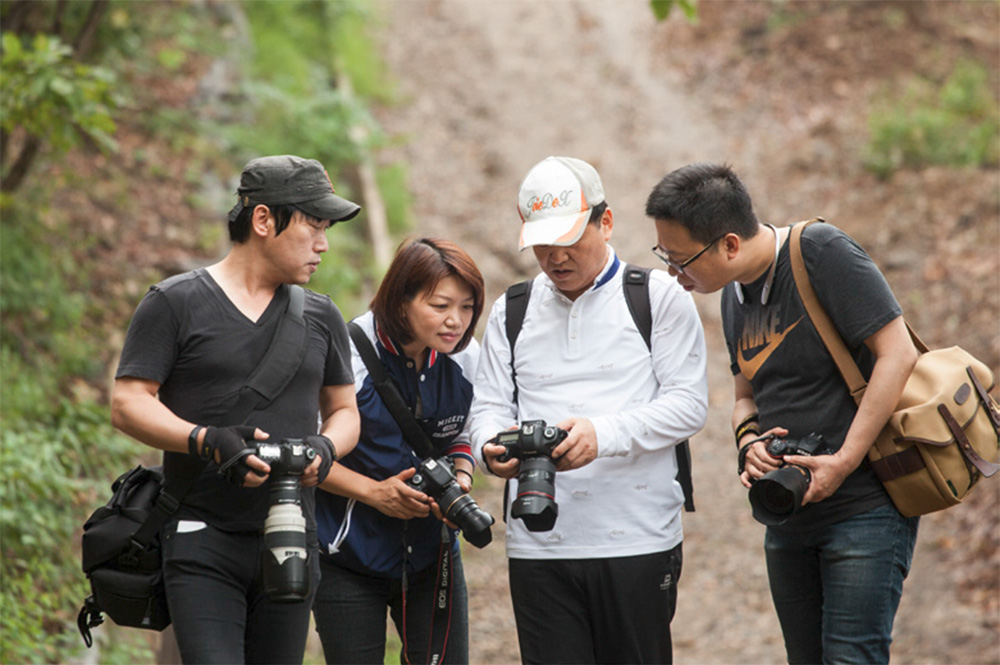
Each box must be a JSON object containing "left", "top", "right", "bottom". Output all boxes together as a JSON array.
[{"left": 316, "top": 311, "right": 480, "bottom": 577}]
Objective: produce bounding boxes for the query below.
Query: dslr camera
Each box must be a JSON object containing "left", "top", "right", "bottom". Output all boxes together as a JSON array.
[
  {"left": 748, "top": 432, "right": 831, "bottom": 526},
  {"left": 495, "top": 420, "right": 568, "bottom": 532},
  {"left": 255, "top": 439, "right": 316, "bottom": 602},
  {"left": 407, "top": 456, "right": 495, "bottom": 548}
]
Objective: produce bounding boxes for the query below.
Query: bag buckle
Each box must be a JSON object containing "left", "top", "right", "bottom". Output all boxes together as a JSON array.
[{"left": 77, "top": 595, "right": 104, "bottom": 648}]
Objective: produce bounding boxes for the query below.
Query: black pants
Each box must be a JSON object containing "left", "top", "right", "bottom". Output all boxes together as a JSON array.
[
  {"left": 509, "top": 545, "right": 682, "bottom": 665},
  {"left": 313, "top": 556, "right": 469, "bottom": 665},
  {"left": 312, "top": 554, "right": 469, "bottom": 665},
  {"left": 161, "top": 520, "right": 320, "bottom": 664}
]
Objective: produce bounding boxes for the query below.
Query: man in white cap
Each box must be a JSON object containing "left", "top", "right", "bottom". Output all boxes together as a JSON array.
[
  {"left": 470, "top": 156, "right": 709, "bottom": 663},
  {"left": 112, "top": 155, "right": 362, "bottom": 663}
]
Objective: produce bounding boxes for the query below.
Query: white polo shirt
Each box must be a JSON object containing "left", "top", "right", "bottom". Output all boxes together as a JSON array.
[{"left": 470, "top": 247, "right": 708, "bottom": 559}]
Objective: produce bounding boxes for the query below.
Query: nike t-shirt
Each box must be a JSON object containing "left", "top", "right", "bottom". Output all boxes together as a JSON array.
[{"left": 721, "top": 222, "right": 899, "bottom": 529}]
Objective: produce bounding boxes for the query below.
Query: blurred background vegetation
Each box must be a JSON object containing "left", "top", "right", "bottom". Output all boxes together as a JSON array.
[
  {"left": 1, "top": 1, "right": 406, "bottom": 661},
  {"left": 0, "top": 1, "right": 996, "bottom": 663}
]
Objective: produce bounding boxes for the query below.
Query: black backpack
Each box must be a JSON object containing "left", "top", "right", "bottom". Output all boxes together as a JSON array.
[{"left": 504, "top": 265, "right": 695, "bottom": 512}]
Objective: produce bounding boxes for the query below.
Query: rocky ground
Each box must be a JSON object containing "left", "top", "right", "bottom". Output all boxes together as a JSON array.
[{"left": 364, "top": 1, "right": 1000, "bottom": 663}]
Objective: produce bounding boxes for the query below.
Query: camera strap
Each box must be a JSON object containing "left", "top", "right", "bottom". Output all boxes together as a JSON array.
[
  {"left": 347, "top": 320, "right": 437, "bottom": 459},
  {"left": 352, "top": 321, "right": 455, "bottom": 663},
  {"left": 399, "top": 524, "right": 454, "bottom": 665}
]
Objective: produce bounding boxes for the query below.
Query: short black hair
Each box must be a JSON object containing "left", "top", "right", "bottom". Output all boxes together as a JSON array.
[
  {"left": 228, "top": 203, "right": 316, "bottom": 243},
  {"left": 645, "top": 163, "right": 758, "bottom": 243}
]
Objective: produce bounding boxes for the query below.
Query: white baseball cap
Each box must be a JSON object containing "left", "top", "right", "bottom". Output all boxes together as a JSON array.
[{"left": 517, "top": 156, "right": 605, "bottom": 250}]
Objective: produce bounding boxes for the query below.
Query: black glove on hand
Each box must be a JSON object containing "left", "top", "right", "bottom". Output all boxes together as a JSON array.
[
  {"left": 304, "top": 434, "right": 337, "bottom": 483},
  {"left": 204, "top": 425, "right": 257, "bottom": 485}
]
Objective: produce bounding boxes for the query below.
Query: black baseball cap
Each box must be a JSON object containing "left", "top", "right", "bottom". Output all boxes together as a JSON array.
[{"left": 227, "top": 155, "right": 361, "bottom": 224}]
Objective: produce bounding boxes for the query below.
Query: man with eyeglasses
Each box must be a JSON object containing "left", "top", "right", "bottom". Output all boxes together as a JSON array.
[
  {"left": 645, "top": 162, "right": 919, "bottom": 665},
  {"left": 470, "top": 156, "right": 709, "bottom": 664}
]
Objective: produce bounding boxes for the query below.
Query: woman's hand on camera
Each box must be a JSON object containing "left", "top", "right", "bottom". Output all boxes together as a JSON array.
[{"left": 371, "top": 467, "right": 431, "bottom": 519}]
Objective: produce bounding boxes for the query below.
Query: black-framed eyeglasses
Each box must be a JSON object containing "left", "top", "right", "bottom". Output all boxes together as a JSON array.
[{"left": 650, "top": 234, "right": 725, "bottom": 274}]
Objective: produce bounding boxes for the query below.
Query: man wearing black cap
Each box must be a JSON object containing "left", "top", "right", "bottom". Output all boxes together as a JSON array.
[{"left": 111, "top": 155, "right": 362, "bottom": 663}]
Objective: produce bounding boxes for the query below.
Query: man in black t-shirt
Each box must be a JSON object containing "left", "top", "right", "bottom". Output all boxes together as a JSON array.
[
  {"left": 112, "top": 155, "right": 361, "bottom": 664},
  {"left": 645, "top": 163, "right": 920, "bottom": 664}
]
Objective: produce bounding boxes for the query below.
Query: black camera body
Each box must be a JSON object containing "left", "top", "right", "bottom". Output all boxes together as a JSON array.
[
  {"left": 256, "top": 439, "right": 316, "bottom": 602},
  {"left": 407, "top": 456, "right": 494, "bottom": 549},
  {"left": 495, "top": 420, "right": 568, "bottom": 533},
  {"left": 749, "top": 432, "right": 831, "bottom": 526}
]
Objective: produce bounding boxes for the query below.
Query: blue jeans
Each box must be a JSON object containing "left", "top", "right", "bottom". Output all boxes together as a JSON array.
[
  {"left": 312, "top": 553, "right": 469, "bottom": 665},
  {"left": 764, "top": 503, "right": 919, "bottom": 665}
]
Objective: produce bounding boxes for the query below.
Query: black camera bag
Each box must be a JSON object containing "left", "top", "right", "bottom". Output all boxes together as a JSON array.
[
  {"left": 78, "top": 465, "right": 173, "bottom": 641},
  {"left": 77, "top": 285, "right": 309, "bottom": 647}
]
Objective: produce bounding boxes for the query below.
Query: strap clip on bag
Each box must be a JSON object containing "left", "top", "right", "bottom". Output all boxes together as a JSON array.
[
  {"left": 789, "top": 219, "right": 999, "bottom": 517},
  {"left": 77, "top": 285, "right": 309, "bottom": 647}
]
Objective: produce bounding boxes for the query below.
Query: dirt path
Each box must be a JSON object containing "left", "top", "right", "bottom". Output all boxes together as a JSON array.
[{"left": 371, "top": 2, "right": 1000, "bottom": 663}]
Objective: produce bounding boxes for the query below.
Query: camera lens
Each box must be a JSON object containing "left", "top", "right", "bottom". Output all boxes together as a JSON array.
[
  {"left": 748, "top": 466, "right": 811, "bottom": 526},
  {"left": 440, "top": 487, "right": 494, "bottom": 549},
  {"left": 262, "top": 478, "right": 310, "bottom": 602},
  {"left": 512, "top": 456, "right": 559, "bottom": 532}
]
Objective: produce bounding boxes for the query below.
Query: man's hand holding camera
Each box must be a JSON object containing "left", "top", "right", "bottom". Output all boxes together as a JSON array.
[
  {"left": 549, "top": 417, "right": 598, "bottom": 471},
  {"left": 738, "top": 426, "right": 787, "bottom": 489},
  {"left": 199, "top": 425, "right": 271, "bottom": 487},
  {"left": 481, "top": 417, "right": 597, "bottom": 476},
  {"left": 783, "top": 449, "right": 855, "bottom": 505},
  {"left": 194, "top": 426, "right": 337, "bottom": 488}
]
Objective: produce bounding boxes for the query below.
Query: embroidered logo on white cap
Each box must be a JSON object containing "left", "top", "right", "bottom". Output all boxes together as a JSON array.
[{"left": 517, "top": 156, "right": 605, "bottom": 250}]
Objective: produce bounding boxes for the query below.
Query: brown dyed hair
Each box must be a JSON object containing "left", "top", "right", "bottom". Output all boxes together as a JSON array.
[{"left": 371, "top": 237, "right": 485, "bottom": 353}]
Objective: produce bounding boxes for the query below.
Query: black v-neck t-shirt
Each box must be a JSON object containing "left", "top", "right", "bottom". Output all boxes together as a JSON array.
[{"left": 116, "top": 269, "right": 353, "bottom": 532}]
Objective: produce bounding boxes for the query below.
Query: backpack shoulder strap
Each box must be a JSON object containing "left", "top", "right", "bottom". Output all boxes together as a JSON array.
[
  {"left": 624, "top": 264, "right": 694, "bottom": 512},
  {"left": 505, "top": 279, "right": 532, "bottom": 351},
  {"left": 622, "top": 264, "right": 652, "bottom": 351},
  {"left": 505, "top": 279, "right": 533, "bottom": 405}
]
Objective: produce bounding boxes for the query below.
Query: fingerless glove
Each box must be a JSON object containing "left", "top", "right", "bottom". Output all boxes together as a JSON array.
[{"left": 204, "top": 425, "right": 257, "bottom": 485}]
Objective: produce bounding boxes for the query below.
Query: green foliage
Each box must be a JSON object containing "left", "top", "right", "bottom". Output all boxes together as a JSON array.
[
  {"left": 377, "top": 163, "right": 414, "bottom": 236},
  {"left": 865, "top": 59, "right": 1000, "bottom": 179},
  {"left": 0, "top": 401, "right": 154, "bottom": 664},
  {"left": 228, "top": 77, "right": 380, "bottom": 169},
  {"left": 0, "top": 220, "right": 104, "bottom": 422},
  {"left": 231, "top": 0, "right": 400, "bottom": 309},
  {"left": 0, "top": 31, "right": 119, "bottom": 153},
  {"left": 650, "top": 0, "right": 698, "bottom": 22},
  {"left": 0, "top": 2, "right": 409, "bottom": 661}
]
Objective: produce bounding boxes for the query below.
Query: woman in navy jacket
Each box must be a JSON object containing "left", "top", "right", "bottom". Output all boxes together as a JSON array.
[{"left": 314, "top": 237, "right": 485, "bottom": 664}]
